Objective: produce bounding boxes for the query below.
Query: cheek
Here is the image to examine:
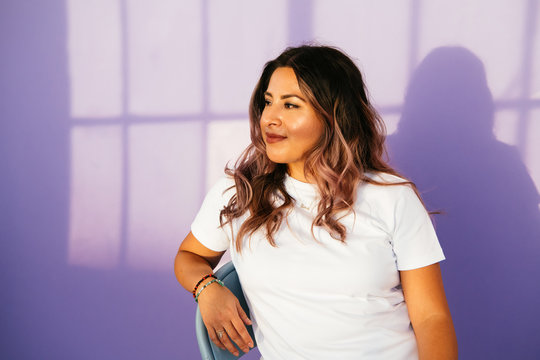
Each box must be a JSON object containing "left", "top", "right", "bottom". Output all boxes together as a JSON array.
[{"left": 292, "top": 117, "right": 324, "bottom": 146}]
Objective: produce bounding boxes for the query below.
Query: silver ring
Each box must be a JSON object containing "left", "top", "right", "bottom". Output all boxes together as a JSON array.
[{"left": 216, "top": 329, "right": 225, "bottom": 339}]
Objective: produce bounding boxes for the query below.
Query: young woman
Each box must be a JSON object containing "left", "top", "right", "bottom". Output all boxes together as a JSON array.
[{"left": 175, "top": 45, "right": 457, "bottom": 359}]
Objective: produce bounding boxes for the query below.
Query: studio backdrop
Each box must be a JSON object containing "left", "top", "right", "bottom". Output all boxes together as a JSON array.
[{"left": 2, "top": 1, "right": 539, "bottom": 359}]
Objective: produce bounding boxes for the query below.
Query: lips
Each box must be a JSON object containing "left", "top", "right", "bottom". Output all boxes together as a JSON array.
[{"left": 265, "top": 133, "right": 287, "bottom": 144}]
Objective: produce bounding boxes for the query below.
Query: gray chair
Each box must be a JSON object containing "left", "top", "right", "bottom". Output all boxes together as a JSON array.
[{"left": 195, "top": 261, "right": 257, "bottom": 359}]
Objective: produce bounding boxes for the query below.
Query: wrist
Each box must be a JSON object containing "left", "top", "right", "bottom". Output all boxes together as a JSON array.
[
  {"left": 192, "top": 273, "right": 216, "bottom": 298},
  {"left": 195, "top": 279, "right": 225, "bottom": 303}
]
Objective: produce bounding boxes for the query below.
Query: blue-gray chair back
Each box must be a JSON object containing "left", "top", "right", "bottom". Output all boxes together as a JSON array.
[{"left": 195, "top": 261, "right": 256, "bottom": 360}]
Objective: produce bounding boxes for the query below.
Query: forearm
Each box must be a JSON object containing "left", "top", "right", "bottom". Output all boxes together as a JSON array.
[
  {"left": 413, "top": 315, "right": 458, "bottom": 360},
  {"left": 174, "top": 250, "right": 216, "bottom": 294}
]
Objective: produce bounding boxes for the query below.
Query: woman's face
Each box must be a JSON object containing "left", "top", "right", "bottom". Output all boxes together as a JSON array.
[{"left": 260, "top": 67, "right": 324, "bottom": 181}]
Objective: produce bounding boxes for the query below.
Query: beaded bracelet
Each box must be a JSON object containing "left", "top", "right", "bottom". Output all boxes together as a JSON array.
[
  {"left": 195, "top": 279, "right": 224, "bottom": 303},
  {"left": 192, "top": 274, "right": 216, "bottom": 298}
]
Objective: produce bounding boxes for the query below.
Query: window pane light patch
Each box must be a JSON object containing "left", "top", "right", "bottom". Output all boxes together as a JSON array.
[
  {"left": 68, "top": 126, "right": 123, "bottom": 268},
  {"left": 382, "top": 113, "right": 400, "bottom": 136},
  {"left": 525, "top": 109, "right": 540, "bottom": 197},
  {"left": 312, "top": 0, "right": 409, "bottom": 106},
  {"left": 493, "top": 110, "right": 520, "bottom": 146},
  {"left": 532, "top": 1, "right": 540, "bottom": 100},
  {"left": 209, "top": 0, "right": 288, "bottom": 113},
  {"left": 206, "top": 119, "right": 251, "bottom": 190},
  {"left": 127, "top": 0, "right": 202, "bottom": 115},
  {"left": 67, "top": 0, "right": 122, "bottom": 118},
  {"left": 126, "top": 122, "right": 204, "bottom": 271}
]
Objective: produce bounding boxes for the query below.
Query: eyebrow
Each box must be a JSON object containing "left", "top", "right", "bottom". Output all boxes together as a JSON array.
[{"left": 264, "top": 91, "right": 306, "bottom": 102}]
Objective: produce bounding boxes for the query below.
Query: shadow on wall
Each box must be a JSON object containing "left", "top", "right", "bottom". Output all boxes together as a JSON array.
[{"left": 387, "top": 46, "right": 540, "bottom": 359}]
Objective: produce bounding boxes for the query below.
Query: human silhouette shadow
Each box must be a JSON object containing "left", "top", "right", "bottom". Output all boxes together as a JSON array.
[{"left": 386, "top": 47, "right": 540, "bottom": 359}]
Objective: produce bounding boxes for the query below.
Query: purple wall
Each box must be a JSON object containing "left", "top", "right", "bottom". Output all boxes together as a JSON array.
[
  {"left": 387, "top": 46, "right": 540, "bottom": 359},
  {"left": 2, "top": 1, "right": 539, "bottom": 359}
]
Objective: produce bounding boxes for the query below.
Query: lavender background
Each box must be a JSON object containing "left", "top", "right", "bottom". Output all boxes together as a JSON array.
[{"left": 2, "top": 1, "right": 539, "bottom": 359}]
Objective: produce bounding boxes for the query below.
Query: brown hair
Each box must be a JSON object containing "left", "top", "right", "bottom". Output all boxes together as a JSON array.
[{"left": 221, "top": 45, "right": 418, "bottom": 251}]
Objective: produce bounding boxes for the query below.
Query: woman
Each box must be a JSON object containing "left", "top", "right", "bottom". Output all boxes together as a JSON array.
[{"left": 174, "top": 45, "right": 457, "bottom": 359}]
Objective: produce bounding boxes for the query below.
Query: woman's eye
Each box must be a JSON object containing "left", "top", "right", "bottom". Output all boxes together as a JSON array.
[
  {"left": 285, "top": 103, "right": 299, "bottom": 109},
  {"left": 264, "top": 99, "right": 271, "bottom": 106}
]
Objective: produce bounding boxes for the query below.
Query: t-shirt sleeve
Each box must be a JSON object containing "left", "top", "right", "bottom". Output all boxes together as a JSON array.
[
  {"left": 391, "top": 185, "right": 445, "bottom": 271},
  {"left": 190, "top": 177, "right": 235, "bottom": 252}
]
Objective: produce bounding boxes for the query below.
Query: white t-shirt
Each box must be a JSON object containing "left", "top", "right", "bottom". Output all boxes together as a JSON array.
[{"left": 191, "top": 172, "right": 445, "bottom": 360}]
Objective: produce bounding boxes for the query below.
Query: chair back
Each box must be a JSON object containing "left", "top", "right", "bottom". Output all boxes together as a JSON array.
[{"left": 195, "top": 261, "right": 256, "bottom": 360}]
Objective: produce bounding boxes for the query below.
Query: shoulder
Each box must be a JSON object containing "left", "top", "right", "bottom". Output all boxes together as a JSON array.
[
  {"left": 211, "top": 175, "right": 236, "bottom": 192},
  {"left": 360, "top": 172, "right": 414, "bottom": 200},
  {"left": 203, "top": 175, "right": 237, "bottom": 204},
  {"left": 364, "top": 171, "right": 408, "bottom": 185},
  {"left": 356, "top": 172, "right": 422, "bottom": 220},
  {"left": 357, "top": 172, "right": 433, "bottom": 240}
]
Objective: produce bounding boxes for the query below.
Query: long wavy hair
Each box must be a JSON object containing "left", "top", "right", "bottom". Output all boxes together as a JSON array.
[{"left": 221, "top": 45, "right": 419, "bottom": 251}]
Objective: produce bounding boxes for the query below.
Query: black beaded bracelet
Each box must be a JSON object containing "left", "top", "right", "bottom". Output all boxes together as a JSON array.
[{"left": 192, "top": 274, "right": 216, "bottom": 298}]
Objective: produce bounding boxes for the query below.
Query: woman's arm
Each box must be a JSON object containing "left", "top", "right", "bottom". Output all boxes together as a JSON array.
[
  {"left": 174, "top": 232, "right": 254, "bottom": 356},
  {"left": 174, "top": 231, "right": 224, "bottom": 292},
  {"left": 400, "top": 263, "right": 458, "bottom": 360}
]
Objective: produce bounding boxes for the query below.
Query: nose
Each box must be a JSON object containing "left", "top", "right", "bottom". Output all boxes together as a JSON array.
[{"left": 261, "top": 104, "right": 282, "bottom": 127}]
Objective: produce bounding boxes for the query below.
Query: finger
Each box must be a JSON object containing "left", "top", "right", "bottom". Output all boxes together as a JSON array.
[
  {"left": 208, "top": 329, "right": 227, "bottom": 351},
  {"left": 231, "top": 314, "right": 254, "bottom": 349},
  {"left": 216, "top": 329, "right": 229, "bottom": 351},
  {"left": 236, "top": 302, "right": 253, "bottom": 326},
  {"left": 224, "top": 322, "right": 251, "bottom": 354},
  {"left": 218, "top": 327, "right": 240, "bottom": 357}
]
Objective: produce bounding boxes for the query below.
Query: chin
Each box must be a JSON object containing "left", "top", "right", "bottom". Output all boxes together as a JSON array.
[{"left": 266, "top": 152, "right": 288, "bottom": 164}]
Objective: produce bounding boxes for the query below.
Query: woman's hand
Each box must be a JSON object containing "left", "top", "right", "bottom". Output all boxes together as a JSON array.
[
  {"left": 197, "top": 282, "right": 254, "bottom": 356},
  {"left": 174, "top": 232, "right": 254, "bottom": 356}
]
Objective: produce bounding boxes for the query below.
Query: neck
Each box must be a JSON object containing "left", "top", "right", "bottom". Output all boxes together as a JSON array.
[{"left": 287, "top": 164, "right": 313, "bottom": 183}]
